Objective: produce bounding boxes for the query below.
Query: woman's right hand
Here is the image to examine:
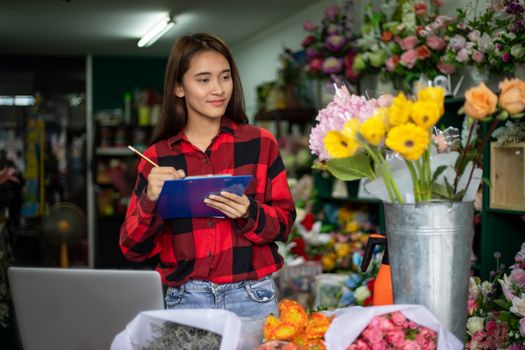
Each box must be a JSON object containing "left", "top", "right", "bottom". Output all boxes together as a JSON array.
[{"left": 146, "top": 167, "right": 185, "bottom": 201}]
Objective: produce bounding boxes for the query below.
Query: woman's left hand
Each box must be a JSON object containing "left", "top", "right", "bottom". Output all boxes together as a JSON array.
[{"left": 204, "top": 192, "right": 250, "bottom": 219}]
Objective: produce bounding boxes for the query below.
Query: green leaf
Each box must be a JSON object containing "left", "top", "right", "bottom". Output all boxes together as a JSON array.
[
  {"left": 482, "top": 177, "right": 492, "bottom": 189},
  {"left": 324, "top": 153, "right": 373, "bottom": 181},
  {"left": 432, "top": 183, "right": 451, "bottom": 199},
  {"left": 510, "top": 111, "right": 525, "bottom": 120},
  {"left": 496, "top": 110, "right": 509, "bottom": 121},
  {"left": 457, "top": 106, "right": 465, "bottom": 115},
  {"left": 432, "top": 165, "right": 448, "bottom": 183}
]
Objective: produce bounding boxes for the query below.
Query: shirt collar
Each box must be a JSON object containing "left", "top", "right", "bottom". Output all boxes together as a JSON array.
[{"left": 167, "top": 117, "right": 238, "bottom": 147}]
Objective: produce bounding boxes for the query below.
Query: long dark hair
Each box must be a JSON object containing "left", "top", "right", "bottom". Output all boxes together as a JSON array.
[{"left": 151, "top": 33, "right": 248, "bottom": 144}]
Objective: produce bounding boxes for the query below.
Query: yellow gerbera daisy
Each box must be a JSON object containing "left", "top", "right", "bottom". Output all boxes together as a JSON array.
[
  {"left": 359, "top": 116, "right": 386, "bottom": 145},
  {"left": 410, "top": 100, "right": 441, "bottom": 129},
  {"left": 385, "top": 123, "right": 430, "bottom": 161},
  {"left": 323, "top": 118, "right": 361, "bottom": 158},
  {"left": 388, "top": 93, "right": 412, "bottom": 126},
  {"left": 418, "top": 86, "right": 445, "bottom": 115}
]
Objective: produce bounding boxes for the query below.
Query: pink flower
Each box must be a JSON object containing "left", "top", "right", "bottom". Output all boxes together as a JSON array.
[
  {"left": 403, "top": 340, "right": 422, "bottom": 350},
  {"left": 324, "top": 5, "right": 340, "bottom": 21},
  {"left": 414, "top": 2, "right": 427, "bottom": 16},
  {"left": 379, "top": 317, "right": 396, "bottom": 332},
  {"left": 386, "top": 330, "right": 405, "bottom": 346},
  {"left": 306, "top": 47, "right": 321, "bottom": 59},
  {"left": 356, "top": 339, "right": 371, "bottom": 350},
  {"left": 437, "top": 62, "right": 455, "bottom": 74},
  {"left": 449, "top": 35, "right": 467, "bottom": 50},
  {"left": 456, "top": 48, "right": 470, "bottom": 63},
  {"left": 326, "top": 23, "right": 342, "bottom": 35},
  {"left": 510, "top": 268, "right": 525, "bottom": 288},
  {"left": 309, "top": 57, "right": 323, "bottom": 72},
  {"left": 391, "top": 311, "right": 407, "bottom": 326},
  {"left": 386, "top": 55, "right": 400, "bottom": 72},
  {"left": 302, "top": 20, "right": 316, "bottom": 32},
  {"left": 472, "top": 50, "right": 485, "bottom": 63},
  {"left": 407, "top": 321, "right": 418, "bottom": 329},
  {"left": 376, "top": 94, "right": 394, "bottom": 107},
  {"left": 371, "top": 341, "right": 388, "bottom": 350},
  {"left": 400, "top": 36, "right": 418, "bottom": 51},
  {"left": 426, "top": 36, "right": 446, "bottom": 51},
  {"left": 369, "top": 316, "right": 382, "bottom": 329},
  {"left": 400, "top": 50, "right": 417, "bottom": 68},
  {"left": 468, "top": 30, "right": 481, "bottom": 42},
  {"left": 363, "top": 328, "right": 384, "bottom": 343},
  {"left": 468, "top": 298, "right": 478, "bottom": 315},
  {"left": 416, "top": 333, "right": 431, "bottom": 348},
  {"left": 502, "top": 52, "right": 510, "bottom": 62}
]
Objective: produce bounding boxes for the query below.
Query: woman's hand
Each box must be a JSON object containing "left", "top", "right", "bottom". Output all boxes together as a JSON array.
[
  {"left": 146, "top": 167, "right": 185, "bottom": 201},
  {"left": 204, "top": 192, "right": 250, "bottom": 219}
]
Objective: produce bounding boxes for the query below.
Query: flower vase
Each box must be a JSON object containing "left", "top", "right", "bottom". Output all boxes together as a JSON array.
[{"left": 384, "top": 201, "right": 474, "bottom": 343}]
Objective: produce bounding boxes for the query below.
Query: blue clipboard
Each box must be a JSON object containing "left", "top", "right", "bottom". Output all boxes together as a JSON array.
[{"left": 156, "top": 175, "right": 254, "bottom": 219}]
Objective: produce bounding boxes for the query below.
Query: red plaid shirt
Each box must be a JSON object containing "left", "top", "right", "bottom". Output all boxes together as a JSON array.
[{"left": 120, "top": 118, "right": 296, "bottom": 287}]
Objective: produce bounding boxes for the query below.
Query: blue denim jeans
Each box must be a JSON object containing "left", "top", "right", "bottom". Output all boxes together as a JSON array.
[{"left": 164, "top": 275, "right": 278, "bottom": 319}]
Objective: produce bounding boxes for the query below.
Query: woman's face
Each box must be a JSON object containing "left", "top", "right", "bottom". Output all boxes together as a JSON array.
[{"left": 175, "top": 50, "right": 233, "bottom": 122}]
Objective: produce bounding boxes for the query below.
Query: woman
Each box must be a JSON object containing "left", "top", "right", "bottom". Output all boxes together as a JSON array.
[{"left": 120, "top": 33, "right": 296, "bottom": 319}]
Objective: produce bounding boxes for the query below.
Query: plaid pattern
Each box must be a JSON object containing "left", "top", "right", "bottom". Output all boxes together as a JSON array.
[{"left": 120, "top": 118, "right": 296, "bottom": 287}]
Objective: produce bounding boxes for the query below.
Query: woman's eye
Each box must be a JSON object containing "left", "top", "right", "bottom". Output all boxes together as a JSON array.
[
  {"left": 221, "top": 75, "right": 231, "bottom": 81},
  {"left": 198, "top": 78, "right": 209, "bottom": 83}
]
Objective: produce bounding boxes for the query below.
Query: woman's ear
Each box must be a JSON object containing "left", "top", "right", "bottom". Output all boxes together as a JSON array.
[{"left": 174, "top": 85, "right": 185, "bottom": 98}]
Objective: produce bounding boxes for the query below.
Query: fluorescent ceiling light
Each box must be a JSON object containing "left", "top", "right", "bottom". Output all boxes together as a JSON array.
[
  {"left": 0, "top": 95, "right": 35, "bottom": 106},
  {"left": 138, "top": 13, "right": 175, "bottom": 48}
]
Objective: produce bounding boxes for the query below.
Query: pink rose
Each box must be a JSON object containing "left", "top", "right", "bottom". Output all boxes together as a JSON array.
[
  {"left": 426, "top": 36, "right": 446, "bottom": 51},
  {"left": 468, "top": 30, "right": 481, "bottom": 42},
  {"left": 386, "top": 330, "right": 405, "bottom": 346},
  {"left": 403, "top": 340, "right": 422, "bottom": 350},
  {"left": 309, "top": 57, "right": 323, "bottom": 72},
  {"left": 386, "top": 55, "right": 400, "bottom": 72},
  {"left": 363, "top": 328, "right": 384, "bottom": 343},
  {"left": 414, "top": 2, "right": 427, "bottom": 16},
  {"left": 303, "top": 20, "right": 316, "bottom": 32},
  {"left": 356, "top": 339, "right": 371, "bottom": 350},
  {"left": 408, "top": 321, "right": 418, "bottom": 329},
  {"left": 437, "top": 62, "right": 456, "bottom": 74},
  {"left": 416, "top": 333, "right": 431, "bottom": 348},
  {"left": 391, "top": 311, "right": 407, "bottom": 326},
  {"left": 510, "top": 269, "right": 525, "bottom": 288},
  {"left": 400, "top": 50, "right": 417, "bottom": 68},
  {"left": 472, "top": 50, "right": 485, "bottom": 63},
  {"left": 369, "top": 316, "right": 382, "bottom": 329},
  {"left": 400, "top": 36, "right": 418, "bottom": 50},
  {"left": 371, "top": 341, "right": 388, "bottom": 350},
  {"left": 456, "top": 48, "right": 470, "bottom": 63}
]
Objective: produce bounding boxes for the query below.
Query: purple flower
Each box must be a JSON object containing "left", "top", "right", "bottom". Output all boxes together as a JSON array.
[
  {"left": 322, "top": 57, "right": 343, "bottom": 74},
  {"left": 324, "top": 5, "right": 340, "bottom": 21},
  {"left": 306, "top": 47, "right": 321, "bottom": 59},
  {"left": 507, "top": 343, "right": 525, "bottom": 350},
  {"left": 502, "top": 52, "right": 511, "bottom": 62},
  {"left": 325, "top": 35, "right": 346, "bottom": 52}
]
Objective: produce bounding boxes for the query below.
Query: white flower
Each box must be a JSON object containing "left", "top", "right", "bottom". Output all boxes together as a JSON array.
[
  {"left": 296, "top": 221, "right": 331, "bottom": 246},
  {"left": 469, "top": 276, "right": 481, "bottom": 299},
  {"left": 510, "top": 294, "right": 525, "bottom": 317},
  {"left": 466, "top": 316, "right": 485, "bottom": 335},
  {"left": 354, "top": 285, "right": 371, "bottom": 302},
  {"left": 480, "top": 281, "right": 494, "bottom": 297}
]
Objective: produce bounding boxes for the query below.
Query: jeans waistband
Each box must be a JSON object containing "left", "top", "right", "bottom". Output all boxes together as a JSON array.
[{"left": 179, "top": 275, "right": 271, "bottom": 292}]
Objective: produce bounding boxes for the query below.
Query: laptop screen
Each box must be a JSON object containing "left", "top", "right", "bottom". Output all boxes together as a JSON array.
[{"left": 8, "top": 267, "right": 165, "bottom": 350}]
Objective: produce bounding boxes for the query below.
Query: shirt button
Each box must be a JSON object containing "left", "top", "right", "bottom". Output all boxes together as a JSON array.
[
  {"left": 208, "top": 219, "right": 214, "bottom": 226},
  {"left": 208, "top": 252, "right": 212, "bottom": 258}
]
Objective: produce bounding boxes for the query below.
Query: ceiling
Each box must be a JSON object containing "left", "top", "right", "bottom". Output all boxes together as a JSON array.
[{"left": 0, "top": 0, "right": 321, "bottom": 57}]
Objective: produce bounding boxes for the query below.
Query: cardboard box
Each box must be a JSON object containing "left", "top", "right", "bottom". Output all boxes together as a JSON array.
[{"left": 490, "top": 142, "right": 525, "bottom": 211}]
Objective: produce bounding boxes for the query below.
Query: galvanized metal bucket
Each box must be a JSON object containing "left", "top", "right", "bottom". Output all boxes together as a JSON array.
[{"left": 384, "top": 201, "right": 474, "bottom": 343}]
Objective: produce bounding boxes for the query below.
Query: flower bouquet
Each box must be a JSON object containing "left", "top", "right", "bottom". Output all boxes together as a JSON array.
[
  {"left": 465, "top": 243, "right": 525, "bottom": 349},
  {"left": 301, "top": 0, "right": 359, "bottom": 84}
]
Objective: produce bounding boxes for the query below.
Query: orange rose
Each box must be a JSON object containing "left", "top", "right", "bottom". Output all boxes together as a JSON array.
[
  {"left": 463, "top": 83, "right": 498, "bottom": 120},
  {"left": 498, "top": 78, "right": 525, "bottom": 115}
]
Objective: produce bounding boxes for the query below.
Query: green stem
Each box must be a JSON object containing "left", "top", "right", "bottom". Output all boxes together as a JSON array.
[
  {"left": 406, "top": 160, "right": 422, "bottom": 203},
  {"left": 361, "top": 143, "right": 403, "bottom": 203}
]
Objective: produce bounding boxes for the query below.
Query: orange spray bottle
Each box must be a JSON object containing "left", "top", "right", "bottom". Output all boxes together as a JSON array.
[{"left": 361, "top": 233, "right": 393, "bottom": 306}]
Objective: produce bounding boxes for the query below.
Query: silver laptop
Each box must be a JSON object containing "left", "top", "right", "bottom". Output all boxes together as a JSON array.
[{"left": 8, "top": 267, "right": 165, "bottom": 350}]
